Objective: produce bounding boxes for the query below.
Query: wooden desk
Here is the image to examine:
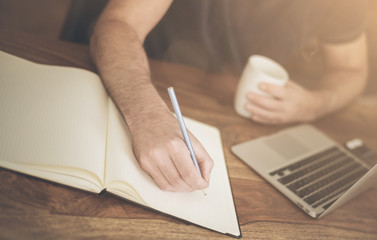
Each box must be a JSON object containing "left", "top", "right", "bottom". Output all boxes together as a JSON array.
[{"left": 0, "top": 31, "right": 376, "bottom": 239}]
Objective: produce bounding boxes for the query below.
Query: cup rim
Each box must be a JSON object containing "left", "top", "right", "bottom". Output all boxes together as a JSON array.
[{"left": 248, "top": 55, "right": 288, "bottom": 80}]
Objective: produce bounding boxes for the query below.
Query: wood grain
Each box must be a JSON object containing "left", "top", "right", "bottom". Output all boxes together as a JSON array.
[{"left": 0, "top": 31, "right": 376, "bottom": 240}]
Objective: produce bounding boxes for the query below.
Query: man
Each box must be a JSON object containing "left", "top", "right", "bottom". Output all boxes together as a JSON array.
[{"left": 90, "top": 0, "right": 368, "bottom": 192}]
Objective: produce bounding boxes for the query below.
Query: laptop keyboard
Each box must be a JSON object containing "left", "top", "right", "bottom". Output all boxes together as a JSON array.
[{"left": 269, "top": 146, "right": 369, "bottom": 209}]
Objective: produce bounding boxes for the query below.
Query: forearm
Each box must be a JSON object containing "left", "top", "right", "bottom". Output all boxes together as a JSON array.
[
  {"left": 90, "top": 19, "right": 169, "bottom": 131},
  {"left": 88, "top": 0, "right": 212, "bottom": 192},
  {"left": 311, "top": 67, "right": 368, "bottom": 120},
  {"left": 311, "top": 33, "right": 369, "bottom": 119}
]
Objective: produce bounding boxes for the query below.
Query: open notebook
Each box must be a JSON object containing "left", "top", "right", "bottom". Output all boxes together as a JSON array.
[{"left": 0, "top": 51, "right": 241, "bottom": 238}]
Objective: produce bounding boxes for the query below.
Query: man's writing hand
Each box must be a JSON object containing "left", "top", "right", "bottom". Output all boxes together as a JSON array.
[{"left": 131, "top": 111, "right": 213, "bottom": 192}]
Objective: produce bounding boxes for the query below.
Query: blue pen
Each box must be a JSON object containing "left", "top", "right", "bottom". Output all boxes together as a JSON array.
[{"left": 167, "top": 87, "right": 202, "bottom": 176}]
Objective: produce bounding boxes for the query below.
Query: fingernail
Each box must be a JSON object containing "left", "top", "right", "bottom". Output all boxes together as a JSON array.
[{"left": 259, "top": 83, "right": 266, "bottom": 90}]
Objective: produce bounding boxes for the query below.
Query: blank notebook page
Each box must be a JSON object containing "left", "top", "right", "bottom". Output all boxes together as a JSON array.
[{"left": 0, "top": 51, "right": 108, "bottom": 187}]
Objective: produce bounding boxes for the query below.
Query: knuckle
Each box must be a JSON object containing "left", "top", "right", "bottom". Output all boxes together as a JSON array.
[
  {"left": 138, "top": 147, "right": 167, "bottom": 171},
  {"left": 167, "top": 137, "right": 182, "bottom": 148},
  {"left": 148, "top": 148, "right": 164, "bottom": 160},
  {"left": 138, "top": 155, "right": 151, "bottom": 172}
]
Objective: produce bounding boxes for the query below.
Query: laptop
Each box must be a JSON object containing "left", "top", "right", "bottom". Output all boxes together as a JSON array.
[{"left": 231, "top": 124, "right": 377, "bottom": 218}]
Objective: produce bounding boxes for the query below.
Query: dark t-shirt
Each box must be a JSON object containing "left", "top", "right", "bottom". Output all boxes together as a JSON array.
[{"left": 144, "top": 0, "right": 367, "bottom": 73}]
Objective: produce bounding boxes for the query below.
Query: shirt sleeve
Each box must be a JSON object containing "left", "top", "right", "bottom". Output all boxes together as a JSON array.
[{"left": 317, "top": 0, "right": 368, "bottom": 44}]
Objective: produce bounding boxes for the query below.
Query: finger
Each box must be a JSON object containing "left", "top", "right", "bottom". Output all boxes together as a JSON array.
[
  {"left": 245, "top": 103, "right": 283, "bottom": 124},
  {"left": 157, "top": 156, "right": 194, "bottom": 192},
  {"left": 152, "top": 169, "right": 176, "bottom": 192},
  {"left": 259, "top": 83, "right": 286, "bottom": 99},
  {"left": 140, "top": 159, "right": 175, "bottom": 191},
  {"left": 169, "top": 139, "right": 209, "bottom": 190},
  {"left": 246, "top": 92, "right": 281, "bottom": 111}
]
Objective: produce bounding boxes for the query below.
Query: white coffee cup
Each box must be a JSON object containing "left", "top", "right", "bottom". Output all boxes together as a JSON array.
[{"left": 234, "top": 55, "right": 289, "bottom": 118}]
